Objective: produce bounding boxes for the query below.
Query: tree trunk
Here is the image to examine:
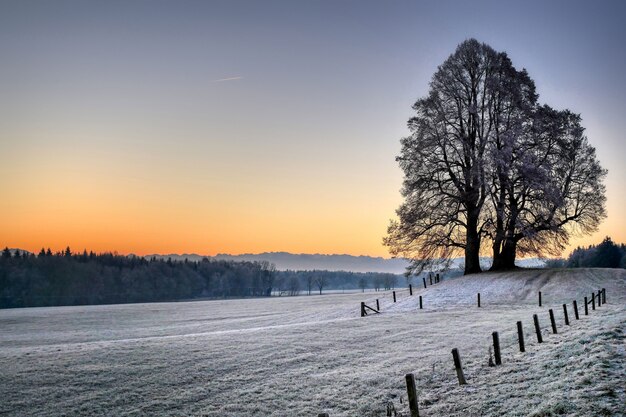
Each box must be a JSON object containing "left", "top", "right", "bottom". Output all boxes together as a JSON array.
[
  {"left": 491, "top": 239, "right": 517, "bottom": 271},
  {"left": 491, "top": 196, "right": 519, "bottom": 271},
  {"left": 464, "top": 216, "right": 482, "bottom": 275}
]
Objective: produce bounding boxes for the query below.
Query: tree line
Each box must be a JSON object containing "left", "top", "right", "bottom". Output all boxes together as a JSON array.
[
  {"left": 385, "top": 39, "right": 606, "bottom": 275},
  {"left": 546, "top": 237, "right": 626, "bottom": 269},
  {"left": 0, "top": 247, "right": 405, "bottom": 309},
  {"left": 0, "top": 247, "right": 277, "bottom": 308},
  {"left": 274, "top": 270, "right": 404, "bottom": 296}
]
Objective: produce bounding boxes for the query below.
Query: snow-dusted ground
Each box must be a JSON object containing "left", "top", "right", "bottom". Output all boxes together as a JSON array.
[{"left": 0, "top": 268, "right": 624, "bottom": 416}]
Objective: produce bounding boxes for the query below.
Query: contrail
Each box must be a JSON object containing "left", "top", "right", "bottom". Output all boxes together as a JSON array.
[{"left": 212, "top": 76, "right": 243, "bottom": 82}]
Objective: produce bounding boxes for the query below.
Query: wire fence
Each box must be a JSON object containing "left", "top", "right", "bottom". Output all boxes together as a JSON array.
[{"left": 341, "top": 286, "right": 610, "bottom": 417}]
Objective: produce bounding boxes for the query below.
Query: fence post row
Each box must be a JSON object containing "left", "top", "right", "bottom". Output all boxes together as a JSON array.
[
  {"left": 405, "top": 373, "right": 420, "bottom": 417},
  {"left": 492, "top": 331, "right": 501, "bottom": 365},
  {"left": 549, "top": 309, "right": 557, "bottom": 334},
  {"left": 533, "top": 314, "right": 543, "bottom": 343},
  {"left": 353, "top": 291, "right": 605, "bottom": 415},
  {"left": 354, "top": 288, "right": 609, "bottom": 417},
  {"left": 451, "top": 348, "right": 467, "bottom": 385},
  {"left": 517, "top": 321, "right": 525, "bottom": 352}
]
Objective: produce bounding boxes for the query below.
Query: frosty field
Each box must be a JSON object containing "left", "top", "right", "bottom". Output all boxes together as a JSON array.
[{"left": 1, "top": 268, "right": 624, "bottom": 416}]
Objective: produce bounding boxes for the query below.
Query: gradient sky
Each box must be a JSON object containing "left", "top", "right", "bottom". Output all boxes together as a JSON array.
[{"left": 1, "top": 0, "right": 625, "bottom": 257}]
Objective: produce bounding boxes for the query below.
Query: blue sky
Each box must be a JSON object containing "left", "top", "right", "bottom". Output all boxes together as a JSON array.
[{"left": 1, "top": 0, "right": 624, "bottom": 256}]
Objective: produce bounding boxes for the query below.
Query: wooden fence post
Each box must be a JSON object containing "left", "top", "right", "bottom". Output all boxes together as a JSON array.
[
  {"left": 436, "top": 273, "right": 440, "bottom": 283},
  {"left": 419, "top": 295, "right": 423, "bottom": 309},
  {"left": 451, "top": 348, "right": 467, "bottom": 385},
  {"left": 393, "top": 291, "right": 397, "bottom": 303},
  {"left": 409, "top": 284, "right": 413, "bottom": 296},
  {"left": 584, "top": 296, "right": 588, "bottom": 315},
  {"left": 423, "top": 277, "right": 427, "bottom": 289},
  {"left": 477, "top": 293, "right": 481, "bottom": 308},
  {"left": 429, "top": 275, "right": 433, "bottom": 285},
  {"left": 563, "top": 304, "right": 569, "bottom": 325},
  {"left": 517, "top": 321, "right": 525, "bottom": 352},
  {"left": 591, "top": 292, "right": 595, "bottom": 310},
  {"left": 538, "top": 291, "right": 542, "bottom": 307},
  {"left": 602, "top": 288, "right": 606, "bottom": 304},
  {"left": 318, "top": 413, "right": 329, "bottom": 417},
  {"left": 549, "top": 309, "right": 557, "bottom": 334},
  {"left": 405, "top": 373, "right": 420, "bottom": 417},
  {"left": 492, "top": 331, "right": 501, "bottom": 365},
  {"left": 597, "top": 289, "right": 602, "bottom": 307},
  {"left": 573, "top": 300, "right": 579, "bottom": 320},
  {"left": 360, "top": 302, "right": 365, "bottom": 317},
  {"left": 376, "top": 299, "right": 380, "bottom": 311},
  {"left": 533, "top": 314, "right": 543, "bottom": 343}
]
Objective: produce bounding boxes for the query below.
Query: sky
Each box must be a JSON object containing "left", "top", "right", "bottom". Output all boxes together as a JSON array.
[{"left": 1, "top": 0, "right": 625, "bottom": 258}]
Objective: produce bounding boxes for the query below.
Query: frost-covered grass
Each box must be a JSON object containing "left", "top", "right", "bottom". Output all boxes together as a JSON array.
[{"left": 0, "top": 268, "right": 624, "bottom": 416}]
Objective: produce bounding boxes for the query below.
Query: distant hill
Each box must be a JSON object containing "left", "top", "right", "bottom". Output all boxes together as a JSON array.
[{"left": 143, "top": 252, "right": 546, "bottom": 274}]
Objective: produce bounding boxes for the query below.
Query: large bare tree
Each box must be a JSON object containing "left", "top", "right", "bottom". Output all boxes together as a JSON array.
[
  {"left": 488, "top": 106, "right": 606, "bottom": 269},
  {"left": 485, "top": 61, "right": 539, "bottom": 269},
  {"left": 386, "top": 39, "right": 606, "bottom": 275},
  {"left": 385, "top": 39, "right": 510, "bottom": 275}
]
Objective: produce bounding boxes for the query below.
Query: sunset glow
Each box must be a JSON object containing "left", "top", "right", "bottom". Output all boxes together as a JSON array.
[{"left": 1, "top": 1, "right": 625, "bottom": 258}]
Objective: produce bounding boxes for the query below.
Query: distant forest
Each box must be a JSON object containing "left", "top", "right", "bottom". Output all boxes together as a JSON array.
[
  {"left": 3, "top": 237, "right": 623, "bottom": 309},
  {"left": 557, "top": 237, "right": 626, "bottom": 269},
  {"left": 0, "top": 247, "right": 405, "bottom": 309}
]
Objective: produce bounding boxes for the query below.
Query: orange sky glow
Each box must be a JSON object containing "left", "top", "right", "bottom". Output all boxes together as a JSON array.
[{"left": 1, "top": 1, "right": 625, "bottom": 260}]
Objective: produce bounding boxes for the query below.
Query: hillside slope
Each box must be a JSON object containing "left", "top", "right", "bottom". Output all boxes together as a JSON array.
[
  {"left": 370, "top": 268, "right": 625, "bottom": 315},
  {"left": 0, "top": 268, "right": 623, "bottom": 417}
]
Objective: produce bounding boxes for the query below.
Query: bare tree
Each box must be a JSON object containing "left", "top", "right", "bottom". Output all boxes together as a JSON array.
[
  {"left": 385, "top": 39, "right": 510, "bottom": 275},
  {"left": 484, "top": 59, "right": 538, "bottom": 270},
  {"left": 287, "top": 276, "right": 300, "bottom": 296},
  {"left": 259, "top": 261, "right": 276, "bottom": 296},
  {"left": 314, "top": 275, "right": 327, "bottom": 295},
  {"left": 383, "top": 274, "right": 397, "bottom": 290},
  {"left": 306, "top": 274, "right": 314, "bottom": 295},
  {"left": 489, "top": 106, "right": 606, "bottom": 269},
  {"left": 358, "top": 276, "right": 367, "bottom": 292},
  {"left": 373, "top": 276, "right": 383, "bottom": 292},
  {"left": 386, "top": 38, "right": 606, "bottom": 274}
]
